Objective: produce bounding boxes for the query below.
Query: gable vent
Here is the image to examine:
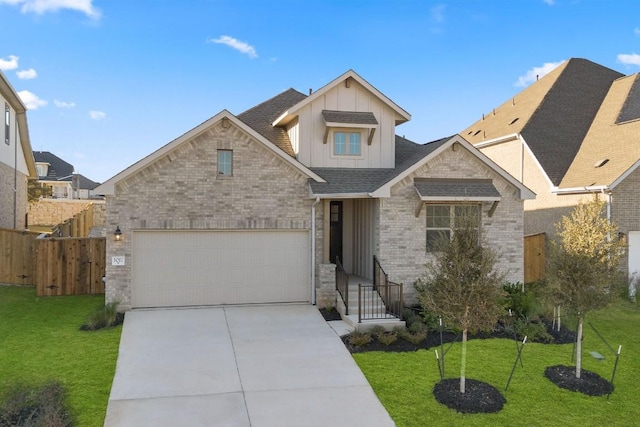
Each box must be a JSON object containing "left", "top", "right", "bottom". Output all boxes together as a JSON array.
[
  {"left": 594, "top": 159, "right": 609, "bottom": 168},
  {"left": 509, "top": 118, "right": 519, "bottom": 125}
]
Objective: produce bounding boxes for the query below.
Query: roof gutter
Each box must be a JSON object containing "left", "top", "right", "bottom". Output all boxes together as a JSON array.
[
  {"left": 472, "top": 133, "right": 520, "bottom": 149},
  {"left": 552, "top": 185, "right": 610, "bottom": 194}
]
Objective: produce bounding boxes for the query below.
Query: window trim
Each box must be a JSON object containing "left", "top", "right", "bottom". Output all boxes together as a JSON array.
[
  {"left": 425, "top": 203, "right": 480, "bottom": 253},
  {"left": 217, "top": 149, "right": 233, "bottom": 177},
  {"left": 330, "top": 128, "right": 364, "bottom": 158},
  {"left": 4, "top": 103, "right": 9, "bottom": 145}
]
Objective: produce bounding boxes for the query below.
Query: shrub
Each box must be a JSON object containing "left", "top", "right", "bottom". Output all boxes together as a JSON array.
[
  {"left": 347, "top": 331, "right": 372, "bottom": 347},
  {"left": 514, "top": 318, "right": 553, "bottom": 343},
  {"left": 376, "top": 329, "right": 398, "bottom": 346},
  {"left": 399, "top": 328, "right": 427, "bottom": 345},
  {"left": 0, "top": 381, "right": 73, "bottom": 427},
  {"left": 82, "top": 302, "right": 121, "bottom": 331}
]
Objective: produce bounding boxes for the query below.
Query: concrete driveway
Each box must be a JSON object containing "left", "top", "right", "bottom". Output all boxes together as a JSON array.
[{"left": 104, "top": 305, "right": 395, "bottom": 426}]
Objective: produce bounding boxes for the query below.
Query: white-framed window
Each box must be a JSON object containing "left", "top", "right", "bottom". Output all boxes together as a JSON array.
[
  {"left": 333, "top": 130, "right": 361, "bottom": 156},
  {"left": 4, "top": 103, "right": 9, "bottom": 145},
  {"left": 426, "top": 204, "right": 480, "bottom": 252},
  {"left": 217, "top": 149, "right": 233, "bottom": 176}
]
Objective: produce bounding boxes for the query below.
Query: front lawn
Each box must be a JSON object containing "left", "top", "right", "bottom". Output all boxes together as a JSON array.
[
  {"left": 0, "top": 285, "right": 122, "bottom": 426},
  {"left": 354, "top": 300, "right": 639, "bottom": 426}
]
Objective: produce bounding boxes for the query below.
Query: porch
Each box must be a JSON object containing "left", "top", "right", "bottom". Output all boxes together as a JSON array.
[{"left": 334, "top": 257, "right": 405, "bottom": 332}]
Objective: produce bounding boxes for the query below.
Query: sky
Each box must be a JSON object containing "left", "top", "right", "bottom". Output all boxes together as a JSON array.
[{"left": 1, "top": 0, "right": 640, "bottom": 183}]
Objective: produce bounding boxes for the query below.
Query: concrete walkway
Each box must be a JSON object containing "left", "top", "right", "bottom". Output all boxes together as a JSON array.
[{"left": 104, "top": 305, "right": 395, "bottom": 427}]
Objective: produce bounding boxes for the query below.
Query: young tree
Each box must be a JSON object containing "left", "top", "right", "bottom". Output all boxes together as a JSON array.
[
  {"left": 27, "top": 179, "right": 51, "bottom": 202},
  {"left": 416, "top": 215, "right": 505, "bottom": 393},
  {"left": 546, "top": 198, "right": 625, "bottom": 379}
]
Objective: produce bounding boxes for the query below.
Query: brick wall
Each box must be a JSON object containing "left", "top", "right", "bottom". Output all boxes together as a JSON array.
[
  {"left": 612, "top": 167, "right": 640, "bottom": 275},
  {"left": 28, "top": 198, "right": 94, "bottom": 226},
  {"left": 378, "top": 145, "right": 525, "bottom": 304},
  {"left": 105, "top": 119, "right": 314, "bottom": 309},
  {"left": 0, "top": 162, "right": 28, "bottom": 229}
]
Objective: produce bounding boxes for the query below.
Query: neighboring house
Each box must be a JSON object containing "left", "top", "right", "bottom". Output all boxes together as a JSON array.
[
  {"left": 34, "top": 151, "right": 100, "bottom": 199},
  {"left": 461, "top": 58, "right": 640, "bottom": 280},
  {"left": 96, "top": 70, "right": 533, "bottom": 314},
  {"left": 0, "top": 70, "right": 37, "bottom": 229}
]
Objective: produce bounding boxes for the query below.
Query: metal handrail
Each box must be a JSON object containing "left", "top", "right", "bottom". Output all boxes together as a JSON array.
[{"left": 335, "top": 257, "right": 349, "bottom": 315}]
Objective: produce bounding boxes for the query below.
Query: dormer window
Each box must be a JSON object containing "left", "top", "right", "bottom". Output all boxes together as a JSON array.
[
  {"left": 334, "top": 131, "right": 361, "bottom": 156},
  {"left": 322, "top": 110, "right": 378, "bottom": 153}
]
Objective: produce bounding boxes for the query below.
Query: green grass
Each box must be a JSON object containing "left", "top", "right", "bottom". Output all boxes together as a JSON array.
[
  {"left": 354, "top": 300, "right": 639, "bottom": 427},
  {"left": 0, "top": 285, "right": 122, "bottom": 426}
]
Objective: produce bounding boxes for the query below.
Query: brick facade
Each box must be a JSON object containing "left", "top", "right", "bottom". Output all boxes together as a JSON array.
[
  {"left": 0, "top": 162, "right": 28, "bottom": 229},
  {"left": 612, "top": 166, "right": 640, "bottom": 274},
  {"left": 378, "top": 145, "right": 525, "bottom": 303},
  {"left": 105, "top": 120, "right": 314, "bottom": 309}
]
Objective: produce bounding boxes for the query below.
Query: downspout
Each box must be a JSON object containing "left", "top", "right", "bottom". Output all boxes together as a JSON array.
[{"left": 311, "top": 197, "right": 321, "bottom": 305}]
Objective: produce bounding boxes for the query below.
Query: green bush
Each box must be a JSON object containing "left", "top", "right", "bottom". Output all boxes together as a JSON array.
[
  {"left": 82, "top": 302, "right": 120, "bottom": 331},
  {"left": 0, "top": 381, "right": 73, "bottom": 427},
  {"left": 347, "top": 331, "right": 372, "bottom": 347},
  {"left": 376, "top": 330, "right": 398, "bottom": 346},
  {"left": 514, "top": 318, "right": 553, "bottom": 343},
  {"left": 398, "top": 328, "right": 427, "bottom": 345}
]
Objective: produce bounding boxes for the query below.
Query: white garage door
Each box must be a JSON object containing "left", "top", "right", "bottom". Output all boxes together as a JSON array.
[{"left": 132, "top": 230, "right": 310, "bottom": 308}]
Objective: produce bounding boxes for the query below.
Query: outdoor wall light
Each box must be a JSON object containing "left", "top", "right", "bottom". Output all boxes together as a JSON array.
[{"left": 114, "top": 226, "right": 123, "bottom": 241}]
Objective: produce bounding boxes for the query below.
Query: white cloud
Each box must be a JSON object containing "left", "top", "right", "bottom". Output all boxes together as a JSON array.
[
  {"left": 515, "top": 60, "right": 564, "bottom": 87},
  {"left": 634, "top": 28, "right": 640, "bottom": 36},
  {"left": 207, "top": 35, "right": 257, "bottom": 58},
  {"left": 543, "top": 0, "right": 555, "bottom": 5},
  {"left": 54, "top": 99, "right": 75, "bottom": 108},
  {"left": 431, "top": 4, "right": 446, "bottom": 23},
  {"left": 0, "top": 55, "right": 19, "bottom": 70},
  {"left": 17, "top": 90, "right": 47, "bottom": 109},
  {"left": 617, "top": 53, "right": 640, "bottom": 66},
  {"left": 0, "top": 0, "right": 100, "bottom": 19},
  {"left": 16, "top": 68, "right": 37, "bottom": 79},
  {"left": 89, "top": 110, "right": 106, "bottom": 120}
]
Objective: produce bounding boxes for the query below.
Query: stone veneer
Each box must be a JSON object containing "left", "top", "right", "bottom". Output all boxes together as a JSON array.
[
  {"left": 28, "top": 198, "right": 102, "bottom": 226},
  {"left": 105, "top": 119, "right": 317, "bottom": 309},
  {"left": 316, "top": 263, "right": 337, "bottom": 308},
  {"left": 0, "top": 162, "right": 28, "bottom": 229},
  {"left": 378, "top": 145, "right": 525, "bottom": 304}
]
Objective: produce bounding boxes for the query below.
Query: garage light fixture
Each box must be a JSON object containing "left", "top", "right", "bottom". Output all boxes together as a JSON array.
[{"left": 114, "top": 226, "right": 123, "bottom": 241}]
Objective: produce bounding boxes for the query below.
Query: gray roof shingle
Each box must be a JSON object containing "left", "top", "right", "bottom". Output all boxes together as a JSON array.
[
  {"left": 33, "top": 151, "right": 74, "bottom": 181},
  {"left": 309, "top": 135, "right": 450, "bottom": 195},
  {"left": 414, "top": 178, "right": 500, "bottom": 199},
  {"left": 237, "top": 88, "right": 307, "bottom": 157},
  {"left": 616, "top": 74, "right": 640, "bottom": 124},
  {"left": 322, "top": 110, "right": 378, "bottom": 125},
  {"left": 520, "top": 58, "right": 624, "bottom": 186}
]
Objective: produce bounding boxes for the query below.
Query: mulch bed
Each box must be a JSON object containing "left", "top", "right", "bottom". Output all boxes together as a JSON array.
[
  {"left": 319, "top": 307, "right": 342, "bottom": 321},
  {"left": 544, "top": 365, "right": 613, "bottom": 396},
  {"left": 433, "top": 378, "right": 506, "bottom": 414},
  {"left": 79, "top": 312, "right": 125, "bottom": 331}
]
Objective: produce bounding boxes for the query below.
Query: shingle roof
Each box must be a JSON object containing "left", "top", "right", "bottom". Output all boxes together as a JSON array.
[
  {"left": 33, "top": 151, "right": 74, "bottom": 181},
  {"left": 309, "top": 136, "right": 450, "bottom": 195},
  {"left": 616, "top": 74, "right": 640, "bottom": 124},
  {"left": 322, "top": 110, "right": 378, "bottom": 125},
  {"left": 560, "top": 73, "right": 640, "bottom": 188},
  {"left": 74, "top": 174, "right": 100, "bottom": 190},
  {"left": 237, "top": 88, "right": 307, "bottom": 157},
  {"left": 462, "top": 58, "right": 624, "bottom": 186},
  {"left": 414, "top": 178, "right": 500, "bottom": 200}
]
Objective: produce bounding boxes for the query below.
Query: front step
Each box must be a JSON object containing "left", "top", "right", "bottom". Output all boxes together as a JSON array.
[{"left": 336, "top": 291, "right": 405, "bottom": 332}]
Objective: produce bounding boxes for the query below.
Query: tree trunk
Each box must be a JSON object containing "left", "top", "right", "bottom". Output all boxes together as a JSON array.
[
  {"left": 575, "top": 316, "right": 583, "bottom": 379},
  {"left": 460, "top": 328, "right": 467, "bottom": 393}
]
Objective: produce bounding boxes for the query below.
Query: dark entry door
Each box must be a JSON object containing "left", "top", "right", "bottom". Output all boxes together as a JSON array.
[{"left": 329, "top": 201, "right": 343, "bottom": 264}]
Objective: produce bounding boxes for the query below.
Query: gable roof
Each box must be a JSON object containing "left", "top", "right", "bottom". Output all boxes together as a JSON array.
[
  {"left": 0, "top": 70, "right": 37, "bottom": 178},
  {"left": 95, "top": 110, "right": 325, "bottom": 195},
  {"left": 462, "top": 58, "right": 624, "bottom": 186},
  {"left": 237, "top": 88, "right": 307, "bottom": 157},
  {"left": 560, "top": 73, "right": 640, "bottom": 189},
  {"left": 74, "top": 174, "right": 100, "bottom": 190},
  {"left": 310, "top": 135, "right": 535, "bottom": 200},
  {"left": 33, "top": 151, "right": 74, "bottom": 181},
  {"left": 272, "top": 69, "right": 411, "bottom": 127}
]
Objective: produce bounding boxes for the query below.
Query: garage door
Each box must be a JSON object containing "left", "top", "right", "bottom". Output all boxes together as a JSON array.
[{"left": 132, "top": 230, "right": 310, "bottom": 308}]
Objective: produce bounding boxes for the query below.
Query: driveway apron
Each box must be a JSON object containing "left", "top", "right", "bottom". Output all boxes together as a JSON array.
[{"left": 104, "top": 305, "right": 395, "bottom": 427}]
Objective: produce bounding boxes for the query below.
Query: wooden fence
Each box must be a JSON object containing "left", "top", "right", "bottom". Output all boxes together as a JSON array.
[
  {"left": 0, "top": 228, "right": 39, "bottom": 285},
  {"left": 524, "top": 232, "right": 546, "bottom": 283},
  {"left": 0, "top": 228, "right": 105, "bottom": 296},
  {"left": 54, "top": 203, "right": 95, "bottom": 237}
]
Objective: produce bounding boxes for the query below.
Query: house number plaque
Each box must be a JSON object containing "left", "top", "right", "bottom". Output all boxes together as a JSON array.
[{"left": 112, "top": 256, "right": 125, "bottom": 266}]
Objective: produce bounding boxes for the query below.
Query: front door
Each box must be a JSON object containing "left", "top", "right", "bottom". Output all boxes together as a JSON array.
[{"left": 330, "top": 201, "right": 343, "bottom": 264}]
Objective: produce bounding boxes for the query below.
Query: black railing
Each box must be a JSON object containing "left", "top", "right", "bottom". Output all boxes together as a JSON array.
[
  {"left": 359, "top": 256, "right": 403, "bottom": 322},
  {"left": 335, "top": 257, "right": 349, "bottom": 315}
]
